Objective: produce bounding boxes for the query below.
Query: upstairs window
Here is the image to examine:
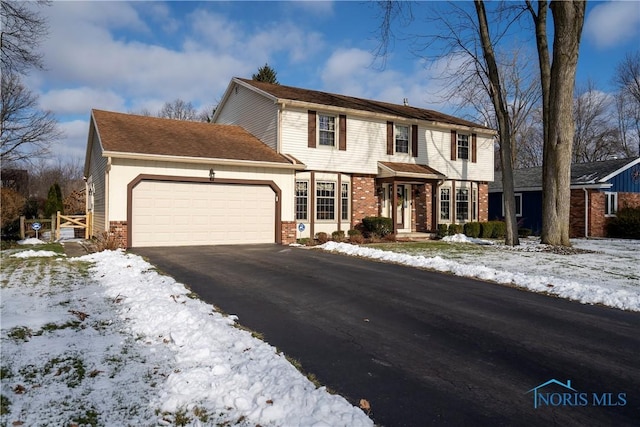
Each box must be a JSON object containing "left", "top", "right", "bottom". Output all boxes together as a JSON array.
[
  {"left": 319, "top": 114, "right": 336, "bottom": 147},
  {"left": 457, "top": 134, "right": 469, "bottom": 160},
  {"left": 395, "top": 125, "right": 409, "bottom": 154}
]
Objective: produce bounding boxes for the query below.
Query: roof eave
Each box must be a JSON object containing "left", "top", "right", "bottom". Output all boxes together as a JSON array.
[
  {"left": 102, "top": 151, "right": 305, "bottom": 170},
  {"left": 599, "top": 157, "right": 640, "bottom": 182}
]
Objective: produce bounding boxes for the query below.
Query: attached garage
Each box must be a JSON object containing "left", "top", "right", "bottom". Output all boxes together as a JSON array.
[
  {"left": 131, "top": 179, "right": 277, "bottom": 247},
  {"left": 85, "top": 110, "right": 303, "bottom": 249}
]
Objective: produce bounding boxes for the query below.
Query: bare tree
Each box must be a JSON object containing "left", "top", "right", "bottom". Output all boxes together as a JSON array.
[
  {"left": 157, "top": 99, "right": 198, "bottom": 121},
  {"left": 1, "top": 0, "right": 62, "bottom": 164},
  {"left": 526, "top": 0, "right": 586, "bottom": 246},
  {"left": 613, "top": 51, "right": 640, "bottom": 156},
  {"left": 1, "top": 0, "right": 48, "bottom": 75},
  {"left": 1, "top": 71, "right": 62, "bottom": 163},
  {"left": 573, "top": 80, "right": 621, "bottom": 163}
]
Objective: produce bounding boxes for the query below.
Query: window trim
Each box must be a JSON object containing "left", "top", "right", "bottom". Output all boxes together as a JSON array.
[
  {"left": 457, "top": 133, "right": 470, "bottom": 160},
  {"left": 440, "top": 187, "right": 451, "bottom": 221},
  {"left": 502, "top": 193, "right": 523, "bottom": 217},
  {"left": 316, "top": 181, "right": 336, "bottom": 221},
  {"left": 295, "top": 180, "right": 309, "bottom": 221},
  {"left": 394, "top": 124, "right": 410, "bottom": 155},
  {"left": 604, "top": 191, "right": 618, "bottom": 217},
  {"left": 456, "top": 188, "right": 470, "bottom": 222},
  {"left": 341, "top": 182, "right": 350, "bottom": 221},
  {"left": 318, "top": 113, "right": 337, "bottom": 148}
]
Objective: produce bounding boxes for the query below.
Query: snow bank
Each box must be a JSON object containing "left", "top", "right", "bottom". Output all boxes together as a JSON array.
[
  {"left": 10, "top": 250, "right": 63, "bottom": 258},
  {"left": 319, "top": 242, "right": 640, "bottom": 312},
  {"left": 78, "top": 250, "right": 372, "bottom": 426},
  {"left": 17, "top": 238, "right": 46, "bottom": 245},
  {"left": 442, "top": 233, "right": 493, "bottom": 245}
]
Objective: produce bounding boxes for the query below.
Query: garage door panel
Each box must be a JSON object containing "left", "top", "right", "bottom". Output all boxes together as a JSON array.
[{"left": 132, "top": 181, "right": 275, "bottom": 247}]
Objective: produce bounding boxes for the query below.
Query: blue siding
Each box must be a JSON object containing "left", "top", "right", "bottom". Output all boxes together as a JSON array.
[
  {"left": 608, "top": 165, "right": 640, "bottom": 193},
  {"left": 489, "top": 191, "right": 543, "bottom": 235}
]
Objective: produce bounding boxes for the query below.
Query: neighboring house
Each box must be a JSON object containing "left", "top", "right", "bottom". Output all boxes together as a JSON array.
[
  {"left": 213, "top": 78, "right": 495, "bottom": 241},
  {"left": 85, "top": 78, "right": 495, "bottom": 248},
  {"left": 489, "top": 157, "right": 640, "bottom": 237}
]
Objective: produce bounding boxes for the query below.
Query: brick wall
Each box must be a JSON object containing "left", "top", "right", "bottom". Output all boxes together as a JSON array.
[
  {"left": 570, "top": 189, "right": 586, "bottom": 238},
  {"left": 351, "top": 175, "right": 378, "bottom": 228},
  {"left": 412, "top": 185, "right": 429, "bottom": 232},
  {"left": 108, "top": 221, "right": 128, "bottom": 249},
  {"left": 619, "top": 192, "right": 640, "bottom": 209},
  {"left": 478, "top": 183, "right": 489, "bottom": 222},
  {"left": 589, "top": 192, "right": 606, "bottom": 237},
  {"left": 281, "top": 221, "right": 296, "bottom": 245}
]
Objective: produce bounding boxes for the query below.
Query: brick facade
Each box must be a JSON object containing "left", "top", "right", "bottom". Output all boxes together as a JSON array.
[
  {"left": 567, "top": 190, "right": 640, "bottom": 238},
  {"left": 281, "top": 221, "right": 296, "bottom": 245},
  {"left": 411, "top": 184, "right": 430, "bottom": 232},
  {"left": 108, "top": 221, "right": 128, "bottom": 249},
  {"left": 351, "top": 175, "right": 378, "bottom": 228},
  {"left": 478, "top": 183, "right": 489, "bottom": 222},
  {"left": 619, "top": 192, "right": 640, "bottom": 209}
]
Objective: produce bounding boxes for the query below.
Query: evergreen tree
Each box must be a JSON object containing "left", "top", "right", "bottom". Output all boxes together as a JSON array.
[
  {"left": 252, "top": 63, "right": 279, "bottom": 84},
  {"left": 44, "top": 182, "right": 64, "bottom": 216}
]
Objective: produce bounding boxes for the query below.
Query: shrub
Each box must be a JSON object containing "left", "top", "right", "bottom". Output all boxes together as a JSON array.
[
  {"left": 607, "top": 207, "right": 640, "bottom": 239},
  {"left": 480, "top": 221, "right": 494, "bottom": 238},
  {"left": 491, "top": 221, "right": 506, "bottom": 239},
  {"left": 448, "top": 223, "right": 463, "bottom": 235},
  {"left": 315, "top": 232, "right": 329, "bottom": 244},
  {"left": 436, "top": 224, "right": 449, "bottom": 238},
  {"left": 348, "top": 229, "right": 364, "bottom": 244},
  {"left": 383, "top": 233, "right": 397, "bottom": 242},
  {"left": 464, "top": 222, "right": 481, "bottom": 238},
  {"left": 361, "top": 216, "right": 393, "bottom": 237},
  {"left": 95, "top": 232, "right": 119, "bottom": 252},
  {"left": 331, "top": 230, "right": 345, "bottom": 242},
  {"left": 296, "top": 238, "right": 311, "bottom": 245}
]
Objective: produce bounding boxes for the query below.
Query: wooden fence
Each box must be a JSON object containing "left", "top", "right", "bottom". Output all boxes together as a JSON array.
[{"left": 20, "top": 212, "right": 93, "bottom": 240}]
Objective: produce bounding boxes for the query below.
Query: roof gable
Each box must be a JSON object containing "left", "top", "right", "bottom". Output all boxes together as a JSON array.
[
  {"left": 490, "top": 157, "right": 640, "bottom": 191},
  {"left": 90, "top": 109, "right": 292, "bottom": 165},
  {"left": 234, "top": 78, "right": 490, "bottom": 130}
]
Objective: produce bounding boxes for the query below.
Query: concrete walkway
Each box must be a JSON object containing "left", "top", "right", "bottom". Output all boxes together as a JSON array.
[{"left": 60, "top": 240, "right": 94, "bottom": 257}]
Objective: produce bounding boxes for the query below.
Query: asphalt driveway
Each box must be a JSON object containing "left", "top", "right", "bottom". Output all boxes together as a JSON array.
[{"left": 132, "top": 244, "right": 640, "bottom": 426}]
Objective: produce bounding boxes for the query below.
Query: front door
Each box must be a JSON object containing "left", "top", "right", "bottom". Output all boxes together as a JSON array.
[{"left": 396, "top": 184, "right": 405, "bottom": 229}]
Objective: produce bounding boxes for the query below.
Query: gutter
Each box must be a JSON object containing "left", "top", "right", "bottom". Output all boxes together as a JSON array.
[{"left": 101, "top": 151, "right": 306, "bottom": 170}]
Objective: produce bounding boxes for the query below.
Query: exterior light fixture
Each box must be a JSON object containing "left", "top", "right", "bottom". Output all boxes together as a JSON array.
[{"left": 209, "top": 168, "right": 215, "bottom": 181}]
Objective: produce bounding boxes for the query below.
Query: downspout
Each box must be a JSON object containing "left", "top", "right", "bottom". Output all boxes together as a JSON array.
[{"left": 583, "top": 188, "right": 589, "bottom": 238}]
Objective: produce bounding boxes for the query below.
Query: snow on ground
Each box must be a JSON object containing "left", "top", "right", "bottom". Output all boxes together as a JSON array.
[
  {"left": 320, "top": 237, "right": 640, "bottom": 312},
  {"left": 10, "top": 250, "right": 63, "bottom": 259},
  {"left": 1, "top": 248, "right": 372, "bottom": 426}
]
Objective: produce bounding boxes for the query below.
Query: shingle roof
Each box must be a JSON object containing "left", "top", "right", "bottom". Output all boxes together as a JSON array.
[
  {"left": 379, "top": 162, "right": 445, "bottom": 178},
  {"left": 490, "top": 157, "right": 639, "bottom": 191},
  {"left": 91, "top": 109, "right": 292, "bottom": 164},
  {"left": 236, "top": 78, "right": 490, "bottom": 130}
]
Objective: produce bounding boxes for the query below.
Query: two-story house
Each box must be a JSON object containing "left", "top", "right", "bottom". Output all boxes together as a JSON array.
[
  {"left": 84, "top": 77, "right": 494, "bottom": 248},
  {"left": 214, "top": 78, "right": 495, "bottom": 240}
]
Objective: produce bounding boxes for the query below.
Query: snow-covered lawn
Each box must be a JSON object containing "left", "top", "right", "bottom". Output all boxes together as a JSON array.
[
  {"left": 0, "top": 245, "right": 372, "bottom": 426},
  {"left": 320, "top": 236, "right": 640, "bottom": 312},
  {"left": 2, "top": 237, "right": 638, "bottom": 426}
]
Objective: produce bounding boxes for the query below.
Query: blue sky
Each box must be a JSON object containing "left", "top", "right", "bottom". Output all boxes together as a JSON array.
[{"left": 27, "top": 1, "right": 640, "bottom": 164}]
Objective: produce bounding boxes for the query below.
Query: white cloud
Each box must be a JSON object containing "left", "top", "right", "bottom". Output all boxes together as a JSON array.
[
  {"left": 40, "top": 88, "right": 125, "bottom": 115},
  {"left": 53, "top": 120, "right": 90, "bottom": 164},
  {"left": 584, "top": 1, "right": 640, "bottom": 49}
]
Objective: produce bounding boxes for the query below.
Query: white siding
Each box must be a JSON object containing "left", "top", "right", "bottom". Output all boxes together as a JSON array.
[
  {"left": 280, "top": 107, "right": 494, "bottom": 182},
  {"left": 215, "top": 83, "right": 279, "bottom": 150},
  {"left": 107, "top": 159, "right": 296, "bottom": 223}
]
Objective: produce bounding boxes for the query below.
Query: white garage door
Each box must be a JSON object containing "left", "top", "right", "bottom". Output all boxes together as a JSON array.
[{"left": 132, "top": 181, "right": 275, "bottom": 247}]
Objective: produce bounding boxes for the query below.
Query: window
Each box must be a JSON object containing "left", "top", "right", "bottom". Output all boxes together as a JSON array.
[
  {"left": 456, "top": 189, "right": 469, "bottom": 221},
  {"left": 440, "top": 188, "right": 450, "bottom": 220},
  {"left": 457, "top": 134, "right": 469, "bottom": 160},
  {"left": 316, "top": 181, "right": 335, "bottom": 220},
  {"left": 319, "top": 114, "right": 336, "bottom": 147},
  {"left": 341, "top": 183, "right": 349, "bottom": 221},
  {"left": 395, "top": 124, "right": 409, "bottom": 154},
  {"left": 605, "top": 192, "right": 618, "bottom": 216},
  {"left": 295, "top": 181, "right": 308, "bottom": 220},
  {"left": 515, "top": 193, "right": 522, "bottom": 217},
  {"left": 472, "top": 188, "right": 478, "bottom": 221}
]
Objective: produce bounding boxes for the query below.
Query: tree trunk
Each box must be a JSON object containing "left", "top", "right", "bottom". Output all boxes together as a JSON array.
[
  {"left": 474, "top": 0, "right": 519, "bottom": 245},
  {"left": 529, "top": 1, "right": 585, "bottom": 246}
]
